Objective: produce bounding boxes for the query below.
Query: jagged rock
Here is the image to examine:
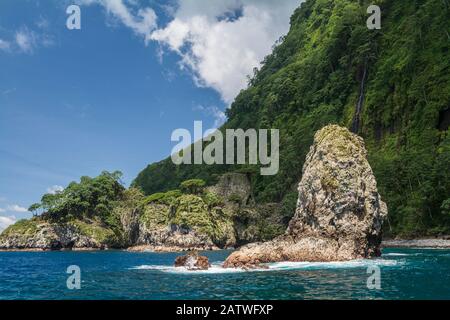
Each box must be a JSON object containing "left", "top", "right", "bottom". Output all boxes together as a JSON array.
[
  {"left": 136, "top": 223, "right": 219, "bottom": 251},
  {"left": 207, "top": 173, "right": 254, "bottom": 206},
  {"left": 174, "top": 251, "right": 210, "bottom": 270},
  {"left": 224, "top": 125, "right": 387, "bottom": 268},
  {"left": 233, "top": 203, "right": 285, "bottom": 246},
  {"left": 134, "top": 200, "right": 227, "bottom": 251},
  {"left": 120, "top": 208, "right": 141, "bottom": 247}
]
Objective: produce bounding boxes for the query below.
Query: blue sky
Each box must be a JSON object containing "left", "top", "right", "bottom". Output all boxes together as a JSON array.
[{"left": 0, "top": 0, "right": 299, "bottom": 229}]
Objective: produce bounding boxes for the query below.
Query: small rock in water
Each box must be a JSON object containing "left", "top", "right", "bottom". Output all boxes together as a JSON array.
[{"left": 174, "top": 251, "right": 210, "bottom": 270}]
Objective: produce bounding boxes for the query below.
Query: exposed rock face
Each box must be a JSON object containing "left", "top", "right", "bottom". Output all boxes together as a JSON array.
[
  {"left": 136, "top": 223, "right": 218, "bottom": 251},
  {"left": 134, "top": 198, "right": 233, "bottom": 251},
  {"left": 207, "top": 173, "right": 254, "bottom": 206},
  {"left": 120, "top": 208, "right": 141, "bottom": 247},
  {"left": 233, "top": 203, "right": 285, "bottom": 246},
  {"left": 174, "top": 251, "right": 210, "bottom": 270},
  {"left": 224, "top": 125, "right": 387, "bottom": 268},
  {"left": 0, "top": 221, "right": 106, "bottom": 250}
]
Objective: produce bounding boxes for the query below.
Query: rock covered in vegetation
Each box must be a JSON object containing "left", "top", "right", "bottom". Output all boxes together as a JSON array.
[
  {"left": 174, "top": 251, "right": 210, "bottom": 270},
  {"left": 224, "top": 125, "right": 387, "bottom": 268},
  {"left": 133, "top": 194, "right": 235, "bottom": 251},
  {"left": 136, "top": 221, "right": 219, "bottom": 251},
  {"left": 0, "top": 218, "right": 118, "bottom": 250},
  {"left": 232, "top": 203, "right": 285, "bottom": 245},
  {"left": 0, "top": 172, "right": 286, "bottom": 251},
  {"left": 207, "top": 173, "right": 254, "bottom": 206},
  {"left": 130, "top": 175, "right": 286, "bottom": 251}
]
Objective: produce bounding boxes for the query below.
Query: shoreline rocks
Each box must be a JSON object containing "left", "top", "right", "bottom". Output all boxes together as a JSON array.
[
  {"left": 224, "top": 125, "right": 388, "bottom": 268},
  {"left": 174, "top": 251, "right": 211, "bottom": 270},
  {"left": 0, "top": 219, "right": 112, "bottom": 251},
  {"left": 381, "top": 239, "right": 450, "bottom": 248},
  {"left": 127, "top": 244, "right": 220, "bottom": 253}
]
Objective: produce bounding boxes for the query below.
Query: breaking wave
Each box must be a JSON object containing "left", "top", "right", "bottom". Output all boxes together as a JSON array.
[{"left": 130, "top": 258, "right": 402, "bottom": 274}]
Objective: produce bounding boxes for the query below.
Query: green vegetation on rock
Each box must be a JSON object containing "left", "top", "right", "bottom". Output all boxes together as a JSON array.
[{"left": 1, "top": 218, "right": 41, "bottom": 238}]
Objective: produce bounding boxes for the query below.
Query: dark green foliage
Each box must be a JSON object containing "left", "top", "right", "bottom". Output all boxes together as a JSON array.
[
  {"left": 133, "top": 0, "right": 450, "bottom": 237},
  {"left": 203, "top": 192, "right": 224, "bottom": 209},
  {"left": 281, "top": 191, "right": 298, "bottom": 223},
  {"left": 143, "top": 189, "right": 182, "bottom": 205},
  {"left": 36, "top": 171, "right": 125, "bottom": 223},
  {"left": 180, "top": 179, "right": 206, "bottom": 195},
  {"left": 28, "top": 203, "right": 41, "bottom": 216},
  {"left": 228, "top": 193, "right": 243, "bottom": 204}
]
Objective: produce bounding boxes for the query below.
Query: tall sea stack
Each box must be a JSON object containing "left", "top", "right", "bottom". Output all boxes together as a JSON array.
[{"left": 224, "top": 125, "right": 387, "bottom": 268}]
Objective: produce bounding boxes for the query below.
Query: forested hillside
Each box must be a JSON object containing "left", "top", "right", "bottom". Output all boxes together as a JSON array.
[{"left": 133, "top": 0, "right": 450, "bottom": 237}]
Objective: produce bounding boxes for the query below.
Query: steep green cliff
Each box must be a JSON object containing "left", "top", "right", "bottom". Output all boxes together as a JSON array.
[{"left": 133, "top": 0, "right": 450, "bottom": 237}]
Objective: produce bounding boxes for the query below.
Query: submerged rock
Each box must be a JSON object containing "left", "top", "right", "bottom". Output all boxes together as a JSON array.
[
  {"left": 174, "top": 251, "right": 210, "bottom": 270},
  {"left": 224, "top": 125, "right": 387, "bottom": 268}
]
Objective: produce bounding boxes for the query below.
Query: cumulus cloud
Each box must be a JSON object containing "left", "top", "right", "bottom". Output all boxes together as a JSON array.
[
  {"left": 78, "top": 0, "right": 157, "bottom": 39},
  {"left": 6, "top": 205, "right": 28, "bottom": 213},
  {"left": 47, "top": 185, "right": 64, "bottom": 194},
  {"left": 150, "top": 0, "right": 302, "bottom": 103},
  {"left": 0, "top": 215, "right": 17, "bottom": 233},
  {"left": 79, "top": 0, "right": 301, "bottom": 103}
]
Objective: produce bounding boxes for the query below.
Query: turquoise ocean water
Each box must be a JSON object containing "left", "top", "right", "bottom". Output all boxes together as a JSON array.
[{"left": 0, "top": 248, "right": 449, "bottom": 300}]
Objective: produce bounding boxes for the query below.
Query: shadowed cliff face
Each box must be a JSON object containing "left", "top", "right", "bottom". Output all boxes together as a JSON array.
[{"left": 224, "top": 125, "right": 387, "bottom": 268}]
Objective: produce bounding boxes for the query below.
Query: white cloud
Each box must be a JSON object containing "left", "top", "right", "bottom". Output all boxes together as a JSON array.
[
  {"left": 15, "top": 28, "right": 37, "bottom": 53},
  {"left": 150, "top": 0, "right": 302, "bottom": 103},
  {"left": 0, "top": 39, "right": 11, "bottom": 51},
  {"left": 0, "top": 215, "right": 17, "bottom": 233},
  {"left": 79, "top": 0, "right": 301, "bottom": 103},
  {"left": 6, "top": 205, "right": 28, "bottom": 213},
  {"left": 78, "top": 0, "right": 157, "bottom": 39},
  {"left": 0, "top": 208, "right": 5, "bottom": 213},
  {"left": 1, "top": 26, "right": 56, "bottom": 54},
  {"left": 46, "top": 185, "right": 64, "bottom": 194}
]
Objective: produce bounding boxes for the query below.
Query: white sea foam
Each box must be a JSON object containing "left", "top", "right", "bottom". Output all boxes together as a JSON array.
[
  {"left": 383, "top": 253, "right": 411, "bottom": 257},
  {"left": 131, "top": 263, "right": 246, "bottom": 274},
  {"left": 130, "top": 258, "right": 402, "bottom": 274}
]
